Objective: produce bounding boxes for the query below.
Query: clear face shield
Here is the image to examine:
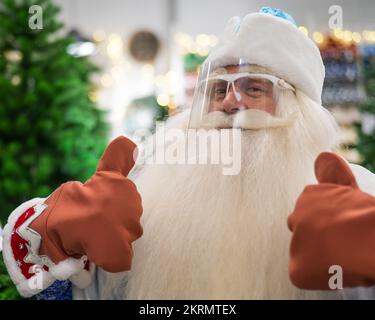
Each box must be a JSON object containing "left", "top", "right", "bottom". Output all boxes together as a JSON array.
[{"left": 188, "top": 61, "right": 297, "bottom": 130}]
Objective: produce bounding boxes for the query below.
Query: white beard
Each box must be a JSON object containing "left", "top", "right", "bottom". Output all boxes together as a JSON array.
[{"left": 102, "top": 90, "right": 342, "bottom": 299}]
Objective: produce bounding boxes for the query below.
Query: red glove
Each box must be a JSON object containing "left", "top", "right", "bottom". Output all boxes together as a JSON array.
[
  {"left": 2, "top": 136, "right": 143, "bottom": 297},
  {"left": 288, "top": 152, "right": 375, "bottom": 290}
]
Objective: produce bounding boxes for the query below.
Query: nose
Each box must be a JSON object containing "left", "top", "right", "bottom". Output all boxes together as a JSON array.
[{"left": 222, "top": 86, "right": 241, "bottom": 114}]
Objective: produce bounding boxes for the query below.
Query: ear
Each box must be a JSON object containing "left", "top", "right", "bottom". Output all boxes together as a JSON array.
[
  {"left": 314, "top": 152, "right": 359, "bottom": 188},
  {"left": 96, "top": 136, "right": 137, "bottom": 177}
]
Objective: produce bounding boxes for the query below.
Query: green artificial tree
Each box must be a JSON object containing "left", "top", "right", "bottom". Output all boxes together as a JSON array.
[
  {"left": 356, "top": 50, "right": 375, "bottom": 172},
  {"left": 0, "top": 0, "right": 108, "bottom": 298},
  {"left": 184, "top": 52, "right": 207, "bottom": 72}
]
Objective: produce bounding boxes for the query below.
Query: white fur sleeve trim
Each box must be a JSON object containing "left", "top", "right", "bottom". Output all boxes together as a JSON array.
[
  {"left": 69, "top": 263, "right": 95, "bottom": 289},
  {"left": 2, "top": 198, "right": 56, "bottom": 297},
  {"left": 2, "top": 198, "right": 93, "bottom": 297},
  {"left": 49, "top": 256, "right": 91, "bottom": 289}
]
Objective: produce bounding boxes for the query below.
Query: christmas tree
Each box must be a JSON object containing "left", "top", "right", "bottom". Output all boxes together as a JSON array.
[
  {"left": 356, "top": 45, "right": 375, "bottom": 172},
  {"left": 0, "top": 0, "right": 108, "bottom": 298}
]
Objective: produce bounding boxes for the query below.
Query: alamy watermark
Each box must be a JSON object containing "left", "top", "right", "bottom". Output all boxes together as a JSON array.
[
  {"left": 135, "top": 124, "right": 242, "bottom": 175},
  {"left": 28, "top": 265, "right": 44, "bottom": 291},
  {"left": 28, "top": 5, "right": 43, "bottom": 30},
  {"left": 328, "top": 265, "right": 343, "bottom": 290},
  {"left": 328, "top": 5, "right": 343, "bottom": 30}
]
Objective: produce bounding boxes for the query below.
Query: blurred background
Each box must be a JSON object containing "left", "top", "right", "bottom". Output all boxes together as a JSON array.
[
  {"left": 1, "top": 0, "right": 375, "bottom": 298},
  {"left": 56, "top": 0, "right": 375, "bottom": 161}
]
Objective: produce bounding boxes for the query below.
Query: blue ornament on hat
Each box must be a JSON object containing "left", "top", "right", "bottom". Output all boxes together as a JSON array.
[{"left": 259, "top": 7, "right": 297, "bottom": 26}]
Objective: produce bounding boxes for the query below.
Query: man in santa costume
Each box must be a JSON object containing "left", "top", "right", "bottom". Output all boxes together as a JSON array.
[{"left": 3, "top": 7, "right": 375, "bottom": 300}]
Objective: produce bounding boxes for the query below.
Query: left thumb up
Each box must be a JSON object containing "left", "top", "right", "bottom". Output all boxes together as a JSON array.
[{"left": 314, "top": 152, "right": 359, "bottom": 188}]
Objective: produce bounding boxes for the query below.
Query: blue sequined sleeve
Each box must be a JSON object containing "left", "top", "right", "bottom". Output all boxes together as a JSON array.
[{"left": 34, "top": 280, "right": 72, "bottom": 300}]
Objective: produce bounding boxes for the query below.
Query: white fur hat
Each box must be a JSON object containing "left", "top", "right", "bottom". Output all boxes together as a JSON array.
[{"left": 206, "top": 8, "right": 325, "bottom": 104}]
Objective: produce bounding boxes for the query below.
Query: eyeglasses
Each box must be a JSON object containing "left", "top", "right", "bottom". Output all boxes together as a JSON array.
[{"left": 201, "top": 72, "right": 295, "bottom": 102}]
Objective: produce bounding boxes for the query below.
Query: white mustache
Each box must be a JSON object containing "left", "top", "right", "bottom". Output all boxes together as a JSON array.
[
  {"left": 199, "top": 109, "right": 297, "bottom": 130},
  {"left": 199, "top": 111, "right": 234, "bottom": 129}
]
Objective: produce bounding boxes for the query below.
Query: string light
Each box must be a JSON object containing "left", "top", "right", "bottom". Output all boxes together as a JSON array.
[
  {"left": 175, "top": 32, "right": 218, "bottom": 55},
  {"left": 330, "top": 28, "right": 375, "bottom": 44},
  {"left": 196, "top": 34, "right": 211, "bottom": 47},
  {"left": 298, "top": 26, "right": 309, "bottom": 37},
  {"left": 88, "top": 90, "right": 100, "bottom": 102},
  {"left": 93, "top": 30, "right": 106, "bottom": 42},
  {"left": 333, "top": 28, "right": 344, "bottom": 40},
  {"left": 363, "top": 30, "right": 372, "bottom": 41},
  {"left": 106, "top": 33, "right": 123, "bottom": 60},
  {"left": 11, "top": 75, "right": 21, "bottom": 86},
  {"left": 157, "top": 93, "right": 170, "bottom": 106},
  {"left": 313, "top": 32, "right": 324, "bottom": 44},
  {"left": 4, "top": 50, "right": 22, "bottom": 62},
  {"left": 174, "top": 32, "right": 193, "bottom": 48},
  {"left": 100, "top": 74, "right": 113, "bottom": 87},
  {"left": 343, "top": 30, "right": 353, "bottom": 43},
  {"left": 352, "top": 32, "right": 362, "bottom": 44},
  {"left": 168, "top": 101, "right": 177, "bottom": 111}
]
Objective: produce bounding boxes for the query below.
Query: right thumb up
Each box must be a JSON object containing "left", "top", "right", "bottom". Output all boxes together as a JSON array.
[
  {"left": 2, "top": 136, "right": 143, "bottom": 297},
  {"left": 33, "top": 136, "right": 142, "bottom": 273},
  {"left": 96, "top": 136, "right": 138, "bottom": 177}
]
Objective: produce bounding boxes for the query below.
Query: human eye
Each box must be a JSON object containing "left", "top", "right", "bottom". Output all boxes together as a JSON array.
[
  {"left": 214, "top": 87, "right": 227, "bottom": 94},
  {"left": 243, "top": 85, "right": 267, "bottom": 98},
  {"left": 246, "top": 86, "right": 265, "bottom": 93},
  {"left": 240, "top": 79, "right": 270, "bottom": 97},
  {"left": 211, "top": 82, "right": 227, "bottom": 99}
]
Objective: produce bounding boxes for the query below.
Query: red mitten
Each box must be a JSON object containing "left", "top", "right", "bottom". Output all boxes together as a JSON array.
[
  {"left": 2, "top": 136, "right": 143, "bottom": 297},
  {"left": 288, "top": 152, "right": 375, "bottom": 290}
]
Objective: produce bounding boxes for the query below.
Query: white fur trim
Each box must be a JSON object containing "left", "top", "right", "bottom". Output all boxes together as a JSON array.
[
  {"left": 208, "top": 12, "right": 325, "bottom": 103},
  {"left": 1, "top": 197, "right": 57, "bottom": 297},
  {"left": 69, "top": 261, "right": 96, "bottom": 289},
  {"left": 2, "top": 198, "right": 93, "bottom": 296},
  {"left": 49, "top": 256, "right": 85, "bottom": 280},
  {"left": 49, "top": 256, "right": 93, "bottom": 289}
]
